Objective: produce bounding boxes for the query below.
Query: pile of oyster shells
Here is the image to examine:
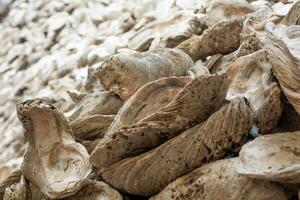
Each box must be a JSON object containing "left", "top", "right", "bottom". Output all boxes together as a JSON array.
[{"left": 1, "top": 0, "right": 300, "bottom": 199}]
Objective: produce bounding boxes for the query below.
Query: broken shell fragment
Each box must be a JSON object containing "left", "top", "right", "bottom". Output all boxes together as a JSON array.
[
  {"left": 16, "top": 99, "right": 92, "bottom": 199},
  {"left": 236, "top": 131, "right": 300, "bottom": 183},
  {"left": 64, "top": 180, "right": 123, "bottom": 200},
  {"left": 151, "top": 158, "right": 289, "bottom": 200},
  {"left": 102, "top": 98, "right": 252, "bottom": 196},
  {"left": 106, "top": 76, "right": 191, "bottom": 137},
  {"left": 95, "top": 48, "right": 193, "bottom": 99},
  {"left": 90, "top": 74, "right": 230, "bottom": 168},
  {"left": 0, "top": 169, "right": 22, "bottom": 200},
  {"left": 3, "top": 176, "right": 30, "bottom": 200},
  {"left": 177, "top": 19, "right": 243, "bottom": 61},
  {"left": 186, "top": 60, "right": 210, "bottom": 78}
]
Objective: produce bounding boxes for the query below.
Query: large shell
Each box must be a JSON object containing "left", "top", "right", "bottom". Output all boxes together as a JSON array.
[
  {"left": 151, "top": 158, "right": 289, "bottom": 200},
  {"left": 106, "top": 77, "right": 190, "bottom": 137},
  {"left": 90, "top": 74, "right": 230, "bottom": 168},
  {"left": 128, "top": 11, "right": 204, "bottom": 51},
  {"left": 101, "top": 98, "right": 252, "bottom": 196},
  {"left": 95, "top": 48, "right": 193, "bottom": 99},
  {"left": 64, "top": 180, "right": 123, "bottom": 200},
  {"left": 206, "top": 0, "right": 254, "bottom": 27},
  {"left": 177, "top": 19, "right": 242, "bottom": 61},
  {"left": 235, "top": 131, "right": 300, "bottom": 183},
  {"left": 16, "top": 99, "right": 92, "bottom": 199},
  {"left": 3, "top": 176, "right": 30, "bottom": 200}
]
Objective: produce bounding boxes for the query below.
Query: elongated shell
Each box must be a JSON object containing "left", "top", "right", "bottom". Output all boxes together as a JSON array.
[
  {"left": 235, "top": 131, "right": 300, "bottom": 183},
  {"left": 16, "top": 99, "right": 92, "bottom": 199},
  {"left": 151, "top": 158, "right": 289, "bottom": 200}
]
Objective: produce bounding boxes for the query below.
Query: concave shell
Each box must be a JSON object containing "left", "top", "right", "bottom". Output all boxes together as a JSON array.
[
  {"left": 235, "top": 131, "right": 300, "bottom": 183},
  {"left": 106, "top": 76, "right": 191, "bottom": 137},
  {"left": 95, "top": 48, "right": 193, "bottom": 99},
  {"left": 128, "top": 11, "right": 204, "bottom": 51},
  {"left": 282, "top": 1, "right": 300, "bottom": 26},
  {"left": 16, "top": 99, "right": 92, "bottom": 199},
  {"left": 101, "top": 98, "right": 252, "bottom": 196},
  {"left": 64, "top": 180, "right": 123, "bottom": 200},
  {"left": 3, "top": 176, "right": 30, "bottom": 200},
  {"left": 205, "top": 0, "right": 254, "bottom": 27},
  {"left": 151, "top": 158, "right": 289, "bottom": 200},
  {"left": 177, "top": 19, "right": 242, "bottom": 61},
  {"left": 90, "top": 74, "right": 230, "bottom": 168},
  {"left": 265, "top": 31, "right": 300, "bottom": 115}
]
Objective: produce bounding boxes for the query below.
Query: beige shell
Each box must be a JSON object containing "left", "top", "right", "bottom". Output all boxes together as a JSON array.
[
  {"left": 151, "top": 158, "right": 289, "bottom": 200},
  {"left": 3, "top": 176, "right": 30, "bottom": 200},
  {"left": 186, "top": 60, "right": 210, "bottom": 78},
  {"left": 206, "top": 0, "right": 254, "bottom": 27},
  {"left": 235, "top": 131, "right": 300, "bottom": 183},
  {"left": 90, "top": 74, "right": 230, "bottom": 168},
  {"left": 177, "top": 19, "right": 242, "bottom": 61},
  {"left": 105, "top": 76, "right": 190, "bottom": 137},
  {"left": 0, "top": 169, "right": 22, "bottom": 200},
  {"left": 95, "top": 48, "right": 193, "bottom": 99},
  {"left": 64, "top": 180, "right": 123, "bottom": 200},
  {"left": 282, "top": 1, "right": 300, "bottom": 26},
  {"left": 16, "top": 99, "right": 92, "bottom": 199},
  {"left": 102, "top": 98, "right": 252, "bottom": 196},
  {"left": 128, "top": 11, "right": 204, "bottom": 51}
]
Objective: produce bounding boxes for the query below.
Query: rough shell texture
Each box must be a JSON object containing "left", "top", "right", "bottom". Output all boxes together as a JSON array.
[
  {"left": 177, "top": 19, "right": 243, "bottom": 61},
  {"left": 265, "top": 32, "right": 300, "bottom": 115},
  {"left": 128, "top": 11, "right": 204, "bottom": 51},
  {"left": 206, "top": 0, "right": 254, "bottom": 27},
  {"left": 102, "top": 98, "right": 252, "bottom": 196},
  {"left": 151, "top": 158, "right": 289, "bottom": 200},
  {"left": 0, "top": 169, "right": 22, "bottom": 200},
  {"left": 64, "top": 180, "right": 123, "bottom": 200},
  {"left": 95, "top": 48, "right": 193, "bottom": 99},
  {"left": 236, "top": 131, "right": 300, "bottom": 183},
  {"left": 186, "top": 60, "right": 210, "bottom": 78},
  {"left": 90, "top": 74, "right": 230, "bottom": 168},
  {"left": 16, "top": 99, "right": 92, "bottom": 199},
  {"left": 3, "top": 176, "right": 30, "bottom": 200},
  {"left": 105, "top": 77, "right": 191, "bottom": 137},
  {"left": 282, "top": 1, "right": 300, "bottom": 26}
]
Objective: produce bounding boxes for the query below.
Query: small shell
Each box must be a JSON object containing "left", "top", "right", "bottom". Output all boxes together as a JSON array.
[
  {"left": 151, "top": 158, "right": 289, "bottom": 200},
  {"left": 0, "top": 169, "right": 22, "bottom": 200},
  {"left": 235, "top": 131, "right": 300, "bottom": 183},
  {"left": 3, "top": 176, "right": 30, "bottom": 200},
  {"left": 16, "top": 99, "right": 92, "bottom": 199}
]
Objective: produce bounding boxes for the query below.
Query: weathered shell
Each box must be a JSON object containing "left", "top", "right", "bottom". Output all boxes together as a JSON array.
[
  {"left": 95, "top": 48, "right": 193, "bottom": 99},
  {"left": 64, "top": 180, "right": 123, "bottom": 200},
  {"left": 16, "top": 99, "right": 92, "bottom": 199},
  {"left": 282, "top": 1, "right": 300, "bottom": 26},
  {"left": 265, "top": 31, "right": 300, "bottom": 115},
  {"left": 186, "top": 60, "right": 210, "bottom": 78},
  {"left": 177, "top": 19, "right": 242, "bottom": 61},
  {"left": 101, "top": 98, "right": 252, "bottom": 196},
  {"left": 0, "top": 169, "right": 22, "bottom": 200},
  {"left": 90, "top": 74, "right": 230, "bottom": 168},
  {"left": 3, "top": 176, "right": 30, "bottom": 200},
  {"left": 206, "top": 0, "right": 254, "bottom": 27},
  {"left": 106, "top": 76, "right": 191, "bottom": 137},
  {"left": 128, "top": 11, "right": 204, "bottom": 51},
  {"left": 151, "top": 158, "right": 289, "bottom": 200},
  {"left": 235, "top": 131, "right": 300, "bottom": 183}
]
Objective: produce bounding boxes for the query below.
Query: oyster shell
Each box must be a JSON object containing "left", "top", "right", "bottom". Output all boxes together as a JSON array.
[
  {"left": 236, "top": 131, "right": 300, "bottom": 183},
  {"left": 282, "top": 1, "right": 300, "bottom": 26},
  {"left": 186, "top": 60, "right": 210, "bottom": 78},
  {"left": 90, "top": 74, "right": 230, "bottom": 168},
  {"left": 64, "top": 180, "right": 123, "bottom": 200},
  {"left": 95, "top": 48, "right": 193, "bottom": 99},
  {"left": 16, "top": 99, "right": 92, "bottom": 199},
  {"left": 3, "top": 176, "right": 30, "bottom": 200},
  {"left": 101, "top": 98, "right": 252, "bottom": 196},
  {"left": 177, "top": 19, "right": 242, "bottom": 61},
  {"left": 0, "top": 169, "right": 22, "bottom": 200},
  {"left": 151, "top": 158, "right": 289, "bottom": 200},
  {"left": 106, "top": 76, "right": 191, "bottom": 137},
  {"left": 206, "top": 0, "right": 254, "bottom": 27}
]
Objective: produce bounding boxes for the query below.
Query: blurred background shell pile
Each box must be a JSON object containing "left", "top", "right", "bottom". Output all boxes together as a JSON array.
[{"left": 0, "top": 0, "right": 300, "bottom": 199}]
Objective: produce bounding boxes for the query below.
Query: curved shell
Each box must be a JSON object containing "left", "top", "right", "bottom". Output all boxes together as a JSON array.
[
  {"left": 102, "top": 98, "right": 252, "bottom": 196},
  {"left": 235, "top": 131, "right": 300, "bottom": 183},
  {"left": 282, "top": 1, "right": 300, "bottom": 26},
  {"left": 106, "top": 77, "right": 190, "bottom": 137},
  {"left": 206, "top": 0, "right": 254, "bottom": 27},
  {"left": 90, "top": 74, "right": 230, "bottom": 168},
  {"left": 16, "top": 99, "right": 92, "bottom": 199},
  {"left": 151, "top": 158, "right": 289, "bottom": 200},
  {"left": 3, "top": 176, "right": 30, "bottom": 200},
  {"left": 65, "top": 180, "right": 123, "bottom": 200},
  {"left": 0, "top": 169, "right": 22, "bottom": 200}
]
